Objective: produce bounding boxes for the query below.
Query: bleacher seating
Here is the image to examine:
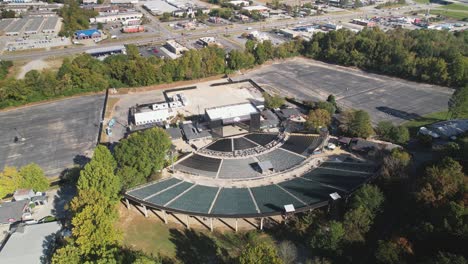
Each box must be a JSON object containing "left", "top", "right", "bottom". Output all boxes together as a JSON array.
[
  {"left": 146, "top": 181, "right": 194, "bottom": 206},
  {"left": 281, "top": 135, "right": 322, "bottom": 155},
  {"left": 168, "top": 185, "right": 219, "bottom": 214},
  {"left": 302, "top": 168, "right": 368, "bottom": 192},
  {"left": 257, "top": 149, "right": 305, "bottom": 172},
  {"left": 233, "top": 137, "right": 258, "bottom": 150},
  {"left": 320, "top": 162, "right": 376, "bottom": 173},
  {"left": 206, "top": 139, "right": 233, "bottom": 152},
  {"left": 174, "top": 154, "right": 222, "bottom": 177},
  {"left": 210, "top": 188, "right": 258, "bottom": 215},
  {"left": 279, "top": 178, "right": 337, "bottom": 204},
  {"left": 244, "top": 133, "right": 277, "bottom": 146},
  {"left": 128, "top": 178, "right": 181, "bottom": 199},
  {"left": 217, "top": 158, "right": 260, "bottom": 179},
  {"left": 251, "top": 184, "right": 305, "bottom": 214}
]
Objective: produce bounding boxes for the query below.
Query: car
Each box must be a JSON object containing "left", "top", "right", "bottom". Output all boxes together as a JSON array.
[{"left": 153, "top": 49, "right": 158, "bottom": 53}]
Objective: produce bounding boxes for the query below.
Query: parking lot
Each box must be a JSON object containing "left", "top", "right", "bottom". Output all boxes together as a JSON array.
[
  {"left": 0, "top": 95, "right": 104, "bottom": 176},
  {"left": 234, "top": 58, "right": 454, "bottom": 124}
]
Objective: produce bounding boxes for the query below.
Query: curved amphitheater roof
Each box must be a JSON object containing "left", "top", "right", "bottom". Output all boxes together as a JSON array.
[{"left": 124, "top": 133, "right": 378, "bottom": 218}]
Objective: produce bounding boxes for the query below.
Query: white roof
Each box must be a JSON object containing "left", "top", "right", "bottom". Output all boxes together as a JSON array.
[
  {"left": 242, "top": 5, "right": 270, "bottom": 11},
  {"left": 284, "top": 204, "right": 295, "bottom": 213},
  {"left": 0, "top": 222, "right": 61, "bottom": 263},
  {"left": 330, "top": 192, "right": 341, "bottom": 200},
  {"left": 134, "top": 109, "right": 172, "bottom": 124},
  {"left": 205, "top": 103, "right": 258, "bottom": 121},
  {"left": 86, "top": 45, "right": 125, "bottom": 54}
]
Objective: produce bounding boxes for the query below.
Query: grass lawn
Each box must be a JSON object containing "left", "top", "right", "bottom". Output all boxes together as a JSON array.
[
  {"left": 414, "top": 0, "right": 430, "bottom": 4},
  {"left": 443, "top": 3, "right": 468, "bottom": 12},
  {"left": 430, "top": 9, "right": 468, "bottom": 20}
]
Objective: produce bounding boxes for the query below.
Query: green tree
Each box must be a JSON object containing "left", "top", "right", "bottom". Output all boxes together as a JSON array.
[
  {"left": 430, "top": 252, "right": 468, "bottom": 264},
  {"left": 377, "top": 121, "right": 409, "bottom": 144},
  {"left": 375, "top": 239, "right": 408, "bottom": 264},
  {"left": 350, "top": 184, "right": 384, "bottom": 214},
  {"left": 238, "top": 242, "right": 283, "bottom": 264},
  {"left": 52, "top": 244, "right": 81, "bottom": 264},
  {"left": 114, "top": 128, "right": 172, "bottom": 188},
  {"left": 343, "top": 205, "right": 373, "bottom": 242},
  {"left": 448, "top": 86, "right": 468, "bottom": 119},
  {"left": 381, "top": 149, "right": 411, "bottom": 182},
  {"left": 19, "top": 163, "right": 49, "bottom": 192},
  {"left": 306, "top": 109, "right": 331, "bottom": 132},
  {"left": 310, "top": 221, "right": 345, "bottom": 252},
  {"left": 0, "top": 166, "right": 22, "bottom": 198},
  {"left": 416, "top": 157, "right": 465, "bottom": 207},
  {"left": 316, "top": 101, "right": 336, "bottom": 115},
  {"left": 263, "top": 92, "right": 285, "bottom": 109},
  {"left": 340, "top": 110, "right": 373, "bottom": 138},
  {"left": 77, "top": 145, "right": 121, "bottom": 201}
]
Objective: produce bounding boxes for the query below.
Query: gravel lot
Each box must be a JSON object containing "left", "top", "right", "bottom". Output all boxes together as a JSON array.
[
  {"left": 234, "top": 58, "right": 454, "bottom": 124},
  {"left": 0, "top": 95, "right": 104, "bottom": 176}
]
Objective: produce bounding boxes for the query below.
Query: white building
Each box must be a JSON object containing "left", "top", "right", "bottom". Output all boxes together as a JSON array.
[
  {"left": 166, "top": 40, "right": 188, "bottom": 55},
  {"left": 205, "top": 103, "right": 259, "bottom": 124},
  {"left": 90, "top": 12, "right": 143, "bottom": 24},
  {"left": 110, "top": 0, "right": 138, "bottom": 4},
  {"left": 82, "top": 0, "right": 98, "bottom": 4},
  {"left": 242, "top": 5, "right": 270, "bottom": 13},
  {"left": 134, "top": 109, "right": 175, "bottom": 125},
  {"left": 229, "top": 0, "right": 249, "bottom": 6}
]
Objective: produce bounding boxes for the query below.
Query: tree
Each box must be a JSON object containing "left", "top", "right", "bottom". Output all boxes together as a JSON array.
[
  {"left": 343, "top": 206, "right": 373, "bottom": 242},
  {"left": 77, "top": 145, "right": 121, "bottom": 201},
  {"left": 19, "top": 163, "right": 49, "bottom": 192},
  {"left": 430, "top": 252, "right": 467, "bottom": 264},
  {"left": 114, "top": 128, "right": 172, "bottom": 187},
  {"left": 0, "top": 166, "right": 22, "bottom": 198},
  {"left": 310, "top": 221, "right": 345, "bottom": 252},
  {"left": 306, "top": 109, "right": 331, "bottom": 132},
  {"left": 375, "top": 239, "right": 411, "bottom": 264},
  {"left": 350, "top": 184, "right": 384, "bottom": 214},
  {"left": 316, "top": 101, "right": 336, "bottom": 115},
  {"left": 52, "top": 244, "right": 81, "bottom": 264},
  {"left": 277, "top": 241, "right": 297, "bottom": 264},
  {"left": 448, "top": 86, "right": 468, "bottom": 119},
  {"left": 263, "top": 92, "right": 285, "bottom": 109},
  {"left": 340, "top": 110, "right": 373, "bottom": 138},
  {"left": 416, "top": 157, "right": 465, "bottom": 207},
  {"left": 377, "top": 121, "right": 410, "bottom": 144},
  {"left": 238, "top": 242, "right": 283, "bottom": 264},
  {"left": 381, "top": 149, "right": 411, "bottom": 182}
]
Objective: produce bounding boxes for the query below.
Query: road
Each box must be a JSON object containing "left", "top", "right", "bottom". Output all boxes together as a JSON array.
[{"left": 0, "top": 3, "right": 430, "bottom": 61}]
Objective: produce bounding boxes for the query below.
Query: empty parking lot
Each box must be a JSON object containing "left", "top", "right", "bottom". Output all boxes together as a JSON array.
[
  {"left": 235, "top": 58, "right": 454, "bottom": 124},
  {"left": 0, "top": 95, "right": 104, "bottom": 176}
]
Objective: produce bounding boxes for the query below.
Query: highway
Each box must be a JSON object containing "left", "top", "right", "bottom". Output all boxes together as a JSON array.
[{"left": 0, "top": 3, "right": 430, "bottom": 61}]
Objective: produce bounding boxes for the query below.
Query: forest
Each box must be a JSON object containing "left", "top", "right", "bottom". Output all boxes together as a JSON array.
[{"left": 0, "top": 28, "right": 466, "bottom": 110}]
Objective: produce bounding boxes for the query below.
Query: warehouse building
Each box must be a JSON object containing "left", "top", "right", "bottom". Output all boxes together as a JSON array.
[{"left": 90, "top": 12, "right": 143, "bottom": 24}]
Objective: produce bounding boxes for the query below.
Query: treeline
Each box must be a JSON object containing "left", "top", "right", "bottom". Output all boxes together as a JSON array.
[
  {"left": 0, "top": 60, "right": 12, "bottom": 80},
  {"left": 303, "top": 28, "right": 468, "bottom": 87},
  {"left": 1, "top": 28, "right": 466, "bottom": 109}
]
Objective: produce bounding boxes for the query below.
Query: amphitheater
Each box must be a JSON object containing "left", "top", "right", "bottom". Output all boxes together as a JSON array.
[{"left": 123, "top": 132, "right": 379, "bottom": 231}]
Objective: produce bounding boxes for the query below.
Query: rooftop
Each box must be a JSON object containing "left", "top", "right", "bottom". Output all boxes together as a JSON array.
[
  {"left": 205, "top": 103, "right": 259, "bottom": 121},
  {"left": 0, "top": 222, "right": 62, "bottom": 263},
  {"left": 0, "top": 200, "right": 28, "bottom": 224}
]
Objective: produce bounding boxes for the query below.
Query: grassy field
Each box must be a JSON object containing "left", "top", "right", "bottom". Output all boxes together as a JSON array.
[
  {"left": 443, "top": 3, "right": 468, "bottom": 12},
  {"left": 430, "top": 9, "right": 468, "bottom": 20},
  {"left": 117, "top": 206, "right": 277, "bottom": 262},
  {"left": 414, "top": 0, "right": 430, "bottom": 4}
]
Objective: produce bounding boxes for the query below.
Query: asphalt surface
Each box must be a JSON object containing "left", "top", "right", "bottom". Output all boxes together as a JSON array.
[
  {"left": 236, "top": 58, "right": 454, "bottom": 124},
  {"left": 0, "top": 95, "right": 104, "bottom": 176}
]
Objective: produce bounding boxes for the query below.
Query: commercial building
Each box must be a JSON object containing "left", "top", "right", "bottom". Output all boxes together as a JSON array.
[
  {"left": 351, "top": 19, "right": 376, "bottom": 27},
  {"left": 198, "top": 37, "right": 221, "bottom": 47},
  {"left": 74, "top": 29, "right": 101, "bottom": 39},
  {"left": 85, "top": 45, "right": 127, "bottom": 57},
  {"left": 110, "top": 0, "right": 138, "bottom": 4},
  {"left": 165, "top": 40, "right": 188, "bottom": 55},
  {"left": 242, "top": 5, "right": 270, "bottom": 13},
  {"left": 143, "top": 0, "right": 177, "bottom": 15},
  {"left": 122, "top": 25, "right": 144, "bottom": 33},
  {"left": 82, "top": 0, "right": 98, "bottom": 4},
  {"left": 134, "top": 109, "right": 175, "bottom": 126},
  {"left": 0, "top": 222, "right": 62, "bottom": 263},
  {"left": 90, "top": 11, "right": 143, "bottom": 24},
  {"left": 205, "top": 102, "right": 260, "bottom": 125}
]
